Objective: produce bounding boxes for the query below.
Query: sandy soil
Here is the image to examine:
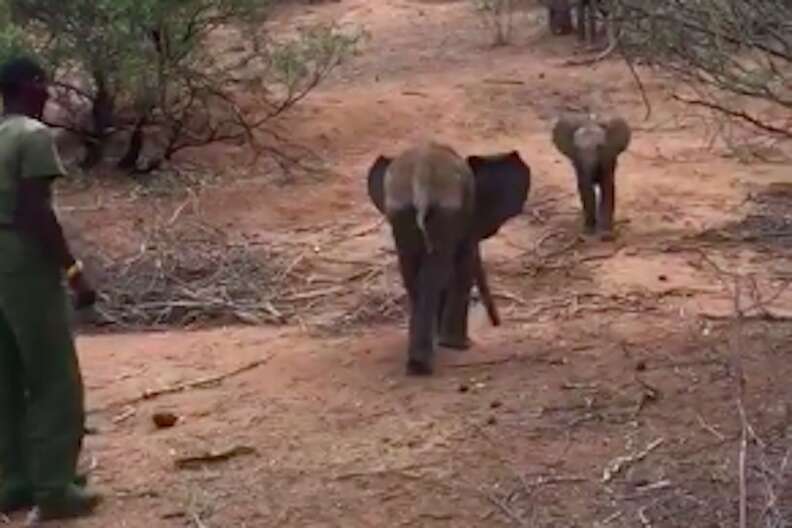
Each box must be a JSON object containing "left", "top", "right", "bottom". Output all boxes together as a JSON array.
[{"left": 11, "top": 0, "right": 792, "bottom": 526}]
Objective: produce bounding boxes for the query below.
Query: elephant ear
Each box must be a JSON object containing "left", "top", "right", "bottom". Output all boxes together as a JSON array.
[
  {"left": 366, "top": 155, "right": 392, "bottom": 214},
  {"left": 551, "top": 112, "right": 588, "bottom": 160},
  {"left": 600, "top": 115, "right": 631, "bottom": 159},
  {"left": 467, "top": 151, "right": 531, "bottom": 240}
]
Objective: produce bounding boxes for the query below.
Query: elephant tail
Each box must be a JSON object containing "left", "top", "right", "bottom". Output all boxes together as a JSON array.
[
  {"left": 415, "top": 205, "right": 434, "bottom": 254},
  {"left": 473, "top": 245, "right": 500, "bottom": 326},
  {"left": 413, "top": 175, "right": 435, "bottom": 254}
]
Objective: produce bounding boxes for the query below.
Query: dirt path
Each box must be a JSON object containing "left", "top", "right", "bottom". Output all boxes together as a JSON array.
[{"left": 17, "top": 1, "right": 792, "bottom": 526}]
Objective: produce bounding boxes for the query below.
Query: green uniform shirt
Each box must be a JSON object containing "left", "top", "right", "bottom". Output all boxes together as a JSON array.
[{"left": 0, "top": 115, "right": 67, "bottom": 273}]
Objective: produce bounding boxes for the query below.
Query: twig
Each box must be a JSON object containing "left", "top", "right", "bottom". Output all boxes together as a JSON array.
[
  {"left": 637, "top": 506, "right": 652, "bottom": 528},
  {"left": 595, "top": 510, "right": 624, "bottom": 526},
  {"left": 94, "top": 356, "right": 272, "bottom": 412},
  {"left": 482, "top": 78, "right": 525, "bottom": 85},
  {"left": 448, "top": 355, "right": 517, "bottom": 369},
  {"left": 333, "top": 462, "right": 434, "bottom": 481},
  {"left": 333, "top": 218, "right": 385, "bottom": 242},
  {"left": 191, "top": 511, "right": 209, "bottom": 528},
  {"left": 492, "top": 291, "right": 529, "bottom": 306},
  {"left": 175, "top": 445, "right": 257, "bottom": 470},
  {"left": 602, "top": 438, "right": 665, "bottom": 483},
  {"left": 112, "top": 406, "right": 137, "bottom": 424},
  {"left": 697, "top": 413, "right": 726, "bottom": 441},
  {"left": 672, "top": 95, "right": 792, "bottom": 139},
  {"left": 141, "top": 357, "right": 272, "bottom": 399},
  {"left": 523, "top": 474, "right": 589, "bottom": 489},
  {"left": 563, "top": 36, "right": 619, "bottom": 66},
  {"left": 619, "top": 40, "right": 652, "bottom": 121},
  {"left": 281, "top": 286, "right": 344, "bottom": 302},
  {"left": 729, "top": 278, "right": 749, "bottom": 528},
  {"left": 401, "top": 90, "right": 429, "bottom": 97},
  {"left": 167, "top": 192, "right": 198, "bottom": 226},
  {"left": 481, "top": 490, "right": 529, "bottom": 528},
  {"left": 738, "top": 406, "right": 748, "bottom": 528}
]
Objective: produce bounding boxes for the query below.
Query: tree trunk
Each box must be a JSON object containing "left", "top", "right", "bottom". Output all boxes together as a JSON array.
[
  {"left": 117, "top": 116, "right": 145, "bottom": 171},
  {"left": 80, "top": 71, "right": 114, "bottom": 170}
]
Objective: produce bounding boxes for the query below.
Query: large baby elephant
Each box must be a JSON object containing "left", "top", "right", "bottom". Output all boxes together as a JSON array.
[
  {"left": 552, "top": 112, "right": 631, "bottom": 240},
  {"left": 367, "top": 142, "right": 531, "bottom": 376}
]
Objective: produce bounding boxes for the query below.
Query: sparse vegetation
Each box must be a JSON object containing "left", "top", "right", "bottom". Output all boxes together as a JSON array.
[
  {"left": 0, "top": 0, "right": 362, "bottom": 175},
  {"left": 611, "top": 0, "right": 792, "bottom": 142},
  {"left": 2, "top": 2, "right": 792, "bottom": 527}
]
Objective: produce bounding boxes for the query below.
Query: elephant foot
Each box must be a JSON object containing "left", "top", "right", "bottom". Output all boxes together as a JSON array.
[
  {"left": 438, "top": 335, "right": 472, "bottom": 350},
  {"left": 406, "top": 358, "right": 434, "bottom": 376},
  {"left": 599, "top": 229, "right": 615, "bottom": 242},
  {"left": 580, "top": 222, "right": 596, "bottom": 239}
]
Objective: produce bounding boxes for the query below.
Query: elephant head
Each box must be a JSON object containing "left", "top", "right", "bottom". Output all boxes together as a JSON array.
[
  {"left": 367, "top": 149, "right": 531, "bottom": 242},
  {"left": 552, "top": 112, "right": 631, "bottom": 170},
  {"left": 366, "top": 144, "right": 531, "bottom": 375}
]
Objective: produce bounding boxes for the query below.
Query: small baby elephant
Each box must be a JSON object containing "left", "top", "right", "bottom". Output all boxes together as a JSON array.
[{"left": 552, "top": 112, "right": 631, "bottom": 240}]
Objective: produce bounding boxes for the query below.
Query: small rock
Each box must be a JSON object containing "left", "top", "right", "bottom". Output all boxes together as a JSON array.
[
  {"left": 152, "top": 412, "right": 179, "bottom": 429},
  {"left": 486, "top": 416, "right": 497, "bottom": 426},
  {"left": 658, "top": 274, "right": 668, "bottom": 282},
  {"left": 490, "top": 400, "right": 503, "bottom": 409},
  {"left": 635, "top": 360, "right": 647, "bottom": 372},
  {"left": 458, "top": 384, "right": 470, "bottom": 393}
]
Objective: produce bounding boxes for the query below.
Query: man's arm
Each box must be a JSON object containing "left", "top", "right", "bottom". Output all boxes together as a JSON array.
[
  {"left": 13, "top": 177, "right": 76, "bottom": 270},
  {"left": 13, "top": 124, "right": 95, "bottom": 307},
  {"left": 12, "top": 124, "right": 76, "bottom": 270}
]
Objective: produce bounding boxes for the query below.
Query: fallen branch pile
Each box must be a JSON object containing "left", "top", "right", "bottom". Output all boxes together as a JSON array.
[
  {"left": 88, "top": 220, "right": 286, "bottom": 329},
  {"left": 74, "top": 214, "right": 405, "bottom": 333}
]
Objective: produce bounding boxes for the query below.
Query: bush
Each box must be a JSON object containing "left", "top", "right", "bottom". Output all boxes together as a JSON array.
[
  {"left": 612, "top": 0, "right": 792, "bottom": 140},
  {"left": 0, "top": 0, "right": 362, "bottom": 174}
]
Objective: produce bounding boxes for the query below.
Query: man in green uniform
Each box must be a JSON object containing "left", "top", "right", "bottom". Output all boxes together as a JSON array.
[{"left": 0, "top": 56, "right": 102, "bottom": 521}]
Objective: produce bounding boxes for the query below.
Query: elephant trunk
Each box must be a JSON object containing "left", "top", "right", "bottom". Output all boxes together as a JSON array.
[{"left": 473, "top": 245, "right": 500, "bottom": 326}]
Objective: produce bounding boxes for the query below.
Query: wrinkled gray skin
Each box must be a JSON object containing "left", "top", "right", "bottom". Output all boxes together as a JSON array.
[
  {"left": 367, "top": 142, "right": 531, "bottom": 376},
  {"left": 552, "top": 112, "right": 631, "bottom": 240}
]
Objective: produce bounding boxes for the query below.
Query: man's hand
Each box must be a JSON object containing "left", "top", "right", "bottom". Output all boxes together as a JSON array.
[{"left": 68, "top": 271, "right": 96, "bottom": 309}]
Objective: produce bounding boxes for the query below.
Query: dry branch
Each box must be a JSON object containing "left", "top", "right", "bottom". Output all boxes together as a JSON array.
[
  {"left": 139, "top": 357, "right": 272, "bottom": 401},
  {"left": 602, "top": 438, "right": 665, "bottom": 483},
  {"left": 94, "top": 356, "right": 272, "bottom": 413},
  {"left": 448, "top": 355, "right": 518, "bottom": 369},
  {"left": 175, "top": 445, "right": 257, "bottom": 470}
]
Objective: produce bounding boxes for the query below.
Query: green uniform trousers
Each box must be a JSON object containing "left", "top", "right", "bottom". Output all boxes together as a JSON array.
[{"left": 0, "top": 268, "right": 85, "bottom": 503}]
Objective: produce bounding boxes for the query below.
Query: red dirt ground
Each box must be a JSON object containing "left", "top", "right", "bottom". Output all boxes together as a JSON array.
[{"left": 12, "top": 1, "right": 792, "bottom": 526}]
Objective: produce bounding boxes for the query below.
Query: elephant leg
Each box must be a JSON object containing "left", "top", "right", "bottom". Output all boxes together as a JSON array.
[
  {"left": 587, "top": 1, "right": 598, "bottom": 43},
  {"left": 576, "top": 0, "right": 587, "bottom": 41},
  {"left": 406, "top": 248, "right": 453, "bottom": 376},
  {"left": 396, "top": 246, "right": 421, "bottom": 309},
  {"left": 576, "top": 171, "right": 597, "bottom": 235},
  {"left": 436, "top": 288, "right": 448, "bottom": 344},
  {"left": 438, "top": 242, "right": 475, "bottom": 350},
  {"left": 597, "top": 164, "right": 616, "bottom": 240}
]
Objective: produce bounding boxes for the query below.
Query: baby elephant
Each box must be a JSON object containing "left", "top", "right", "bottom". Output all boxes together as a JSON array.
[
  {"left": 367, "top": 142, "right": 531, "bottom": 376},
  {"left": 552, "top": 112, "right": 631, "bottom": 240}
]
